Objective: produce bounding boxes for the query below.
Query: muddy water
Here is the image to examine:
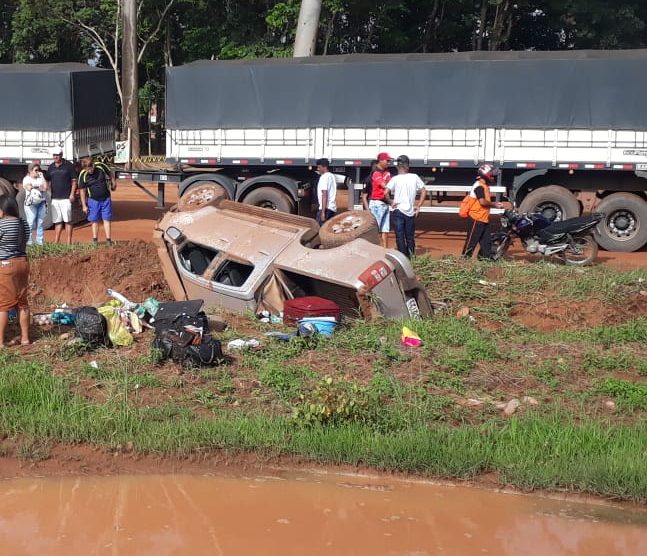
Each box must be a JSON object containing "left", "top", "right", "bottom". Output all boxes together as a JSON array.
[{"left": 1, "top": 471, "right": 646, "bottom": 555}]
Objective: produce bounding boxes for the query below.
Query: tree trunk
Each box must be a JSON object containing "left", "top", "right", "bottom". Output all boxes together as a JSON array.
[
  {"left": 421, "top": 0, "right": 441, "bottom": 53},
  {"left": 476, "top": 0, "right": 488, "bottom": 51},
  {"left": 294, "top": 0, "right": 322, "bottom": 57},
  {"left": 122, "top": 0, "right": 139, "bottom": 165}
]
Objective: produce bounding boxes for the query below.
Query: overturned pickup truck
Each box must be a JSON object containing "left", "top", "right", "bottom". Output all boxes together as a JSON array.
[{"left": 153, "top": 200, "right": 432, "bottom": 320}]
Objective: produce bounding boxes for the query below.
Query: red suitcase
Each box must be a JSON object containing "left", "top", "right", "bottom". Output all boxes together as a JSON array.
[{"left": 283, "top": 296, "right": 341, "bottom": 325}]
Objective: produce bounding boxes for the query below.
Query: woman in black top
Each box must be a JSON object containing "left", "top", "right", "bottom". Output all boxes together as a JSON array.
[{"left": 0, "top": 195, "right": 31, "bottom": 347}]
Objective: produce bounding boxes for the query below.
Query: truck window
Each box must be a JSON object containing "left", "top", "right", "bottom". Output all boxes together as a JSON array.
[
  {"left": 211, "top": 260, "right": 254, "bottom": 288},
  {"left": 179, "top": 243, "right": 218, "bottom": 275}
]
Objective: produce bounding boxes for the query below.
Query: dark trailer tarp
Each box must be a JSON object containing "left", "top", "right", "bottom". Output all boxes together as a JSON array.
[
  {"left": 166, "top": 50, "right": 647, "bottom": 131},
  {"left": 0, "top": 63, "right": 115, "bottom": 131}
]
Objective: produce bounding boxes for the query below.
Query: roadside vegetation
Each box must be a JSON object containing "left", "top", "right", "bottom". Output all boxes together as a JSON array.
[{"left": 1, "top": 254, "right": 647, "bottom": 503}]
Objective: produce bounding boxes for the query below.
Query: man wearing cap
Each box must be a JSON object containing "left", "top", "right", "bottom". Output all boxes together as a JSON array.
[
  {"left": 315, "top": 158, "right": 337, "bottom": 225},
  {"left": 386, "top": 155, "right": 427, "bottom": 258},
  {"left": 45, "top": 146, "right": 77, "bottom": 244},
  {"left": 78, "top": 157, "right": 116, "bottom": 246},
  {"left": 368, "top": 152, "right": 393, "bottom": 248}
]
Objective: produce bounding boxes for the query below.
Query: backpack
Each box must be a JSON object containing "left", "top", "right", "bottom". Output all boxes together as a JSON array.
[
  {"left": 152, "top": 328, "right": 223, "bottom": 368},
  {"left": 150, "top": 299, "right": 223, "bottom": 368},
  {"left": 75, "top": 306, "right": 109, "bottom": 348},
  {"left": 458, "top": 194, "right": 475, "bottom": 218}
]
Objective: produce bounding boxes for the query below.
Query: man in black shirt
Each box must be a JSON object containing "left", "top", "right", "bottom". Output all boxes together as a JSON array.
[
  {"left": 45, "top": 146, "right": 78, "bottom": 244},
  {"left": 79, "top": 157, "right": 116, "bottom": 246}
]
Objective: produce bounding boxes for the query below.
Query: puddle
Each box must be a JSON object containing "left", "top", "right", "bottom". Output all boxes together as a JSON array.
[{"left": 0, "top": 470, "right": 645, "bottom": 555}]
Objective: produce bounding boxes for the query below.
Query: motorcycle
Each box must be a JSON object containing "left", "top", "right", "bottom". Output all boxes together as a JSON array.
[{"left": 491, "top": 209, "right": 604, "bottom": 266}]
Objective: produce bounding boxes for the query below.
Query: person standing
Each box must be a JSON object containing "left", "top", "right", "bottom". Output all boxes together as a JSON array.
[
  {"left": 386, "top": 155, "right": 427, "bottom": 258},
  {"left": 22, "top": 163, "right": 48, "bottom": 246},
  {"left": 369, "top": 152, "right": 393, "bottom": 248},
  {"left": 78, "top": 157, "right": 116, "bottom": 246},
  {"left": 45, "top": 146, "right": 77, "bottom": 245},
  {"left": 462, "top": 164, "right": 503, "bottom": 260},
  {"left": 0, "top": 195, "right": 31, "bottom": 347},
  {"left": 315, "top": 158, "right": 337, "bottom": 225}
]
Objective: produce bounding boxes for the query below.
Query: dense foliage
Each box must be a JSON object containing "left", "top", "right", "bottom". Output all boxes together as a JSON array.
[{"left": 1, "top": 1, "right": 646, "bottom": 136}]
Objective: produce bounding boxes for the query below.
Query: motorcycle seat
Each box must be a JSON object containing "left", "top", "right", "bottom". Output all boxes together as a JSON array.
[{"left": 541, "top": 215, "right": 599, "bottom": 236}]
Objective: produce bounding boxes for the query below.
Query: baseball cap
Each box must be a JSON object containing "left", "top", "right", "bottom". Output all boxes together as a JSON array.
[
  {"left": 315, "top": 157, "right": 330, "bottom": 167},
  {"left": 377, "top": 152, "right": 393, "bottom": 161},
  {"left": 51, "top": 146, "right": 63, "bottom": 156}
]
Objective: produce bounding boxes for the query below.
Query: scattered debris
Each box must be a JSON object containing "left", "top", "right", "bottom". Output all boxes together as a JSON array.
[
  {"left": 522, "top": 396, "right": 539, "bottom": 406},
  {"left": 503, "top": 399, "right": 521, "bottom": 416},
  {"left": 401, "top": 326, "right": 423, "bottom": 348},
  {"left": 604, "top": 400, "right": 617, "bottom": 410},
  {"left": 227, "top": 339, "right": 260, "bottom": 350},
  {"left": 456, "top": 307, "right": 470, "bottom": 318}
]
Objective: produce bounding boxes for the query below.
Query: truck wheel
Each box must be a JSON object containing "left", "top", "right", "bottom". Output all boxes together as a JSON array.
[
  {"left": 319, "top": 211, "right": 379, "bottom": 248},
  {"left": 0, "top": 177, "right": 15, "bottom": 197},
  {"left": 593, "top": 193, "right": 647, "bottom": 252},
  {"left": 242, "top": 187, "right": 295, "bottom": 213},
  {"left": 518, "top": 185, "right": 580, "bottom": 221},
  {"left": 177, "top": 182, "right": 227, "bottom": 212}
]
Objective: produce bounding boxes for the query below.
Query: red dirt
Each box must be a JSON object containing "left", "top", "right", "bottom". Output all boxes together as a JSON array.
[
  {"left": 29, "top": 240, "right": 171, "bottom": 309},
  {"left": 40, "top": 182, "right": 647, "bottom": 270}
]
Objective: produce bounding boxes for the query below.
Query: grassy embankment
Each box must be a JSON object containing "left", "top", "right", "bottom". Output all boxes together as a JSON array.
[{"left": 1, "top": 252, "right": 647, "bottom": 502}]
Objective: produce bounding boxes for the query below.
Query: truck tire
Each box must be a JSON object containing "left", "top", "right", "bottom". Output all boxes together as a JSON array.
[
  {"left": 518, "top": 185, "right": 580, "bottom": 221},
  {"left": 593, "top": 193, "right": 647, "bottom": 252},
  {"left": 0, "top": 177, "right": 14, "bottom": 197},
  {"left": 242, "top": 187, "right": 294, "bottom": 213},
  {"left": 319, "top": 211, "right": 379, "bottom": 248},
  {"left": 177, "top": 182, "right": 227, "bottom": 212}
]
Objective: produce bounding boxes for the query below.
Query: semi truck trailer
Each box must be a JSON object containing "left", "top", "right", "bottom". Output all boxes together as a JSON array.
[
  {"left": 121, "top": 50, "right": 647, "bottom": 252},
  {"left": 0, "top": 63, "right": 116, "bottom": 224}
]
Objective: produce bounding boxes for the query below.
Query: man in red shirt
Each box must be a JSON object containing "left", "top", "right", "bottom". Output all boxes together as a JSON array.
[{"left": 368, "top": 152, "right": 393, "bottom": 248}]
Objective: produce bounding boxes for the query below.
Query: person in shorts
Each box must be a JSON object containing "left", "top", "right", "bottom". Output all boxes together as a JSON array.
[
  {"left": 45, "top": 146, "right": 77, "bottom": 244},
  {"left": 79, "top": 158, "right": 116, "bottom": 246},
  {"left": 368, "top": 152, "right": 393, "bottom": 248}
]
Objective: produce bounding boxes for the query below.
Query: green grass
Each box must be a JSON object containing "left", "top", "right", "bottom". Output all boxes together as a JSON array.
[
  {"left": 594, "top": 378, "right": 647, "bottom": 411},
  {"left": 27, "top": 242, "right": 99, "bottom": 259},
  {"left": 1, "top": 351, "right": 646, "bottom": 502}
]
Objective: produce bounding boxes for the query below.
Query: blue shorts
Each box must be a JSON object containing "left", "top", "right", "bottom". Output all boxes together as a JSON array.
[
  {"left": 88, "top": 197, "right": 113, "bottom": 222},
  {"left": 369, "top": 200, "right": 390, "bottom": 233}
]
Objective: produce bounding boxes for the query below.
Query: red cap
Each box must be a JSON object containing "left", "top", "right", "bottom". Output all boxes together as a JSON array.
[{"left": 377, "top": 152, "right": 393, "bottom": 161}]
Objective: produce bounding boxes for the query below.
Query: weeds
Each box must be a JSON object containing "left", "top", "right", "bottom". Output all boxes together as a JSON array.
[{"left": 593, "top": 378, "right": 647, "bottom": 411}]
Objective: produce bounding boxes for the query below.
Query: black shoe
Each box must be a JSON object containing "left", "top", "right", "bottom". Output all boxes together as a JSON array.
[
  {"left": 106, "top": 239, "right": 114, "bottom": 247},
  {"left": 92, "top": 238, "right": 99, "bottom": 245}
]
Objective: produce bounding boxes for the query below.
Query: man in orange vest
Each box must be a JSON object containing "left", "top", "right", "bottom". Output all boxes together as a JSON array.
[{"left": 462, "top": 164, "right": 503, "bottom": 260}]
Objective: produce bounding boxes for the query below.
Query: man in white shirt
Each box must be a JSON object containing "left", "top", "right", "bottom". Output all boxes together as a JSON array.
[
  {"left": 315, "top": 158, "right": 337, "bottom": 225},
  {"left": 386, "top": 155, "right": 427, "bottom": 258}
]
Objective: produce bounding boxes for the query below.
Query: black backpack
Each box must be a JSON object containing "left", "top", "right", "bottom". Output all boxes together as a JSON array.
[
  {"left": 152, "top": 329, "right": 223, "bottom": 368},
  {"left": 75, "top": 306, "right": 109, "bottom": 348}
]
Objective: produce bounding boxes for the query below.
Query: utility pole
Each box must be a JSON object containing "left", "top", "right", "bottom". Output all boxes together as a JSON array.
[
  {"left": 122, "top": 0, "right": 140, "bottom": 165},
  {"left": 293, "top": 0, "right": 322, "bottom": 57}
]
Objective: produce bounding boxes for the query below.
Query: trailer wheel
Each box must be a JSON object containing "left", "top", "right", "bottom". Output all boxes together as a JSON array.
[
  {"left": 593, "top": 193, "right": 647, "bottom": 252},
  {"left": 319, "top": 211, "right": 379, "bottom": 248},
  {"left": 518, "top": 185, "right": 580, "bottom": 221},
  {"left": 0, "top": 177, "right": 15, "bottom": 197},
  {"left": 242, "top": 187, "right": 294, "bottom": 213},
  {"left": 177, "top": 182, "right": 227, "bottom": 212}
]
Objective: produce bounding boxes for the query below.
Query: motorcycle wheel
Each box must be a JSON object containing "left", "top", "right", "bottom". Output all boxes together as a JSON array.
[
  {"left": 491, "top": 235, "right": 511, "bottom": 261},
  {"left": 562, "top": 235, "right": 598, "bottom": 266}
]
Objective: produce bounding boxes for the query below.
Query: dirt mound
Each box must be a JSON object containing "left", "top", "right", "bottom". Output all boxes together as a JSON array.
[
  {"left": 29, "top": 241, "right": 171, "bottom": 309},
  {"left": 510, "top": 294, "right": 647, "bottom": 332}
]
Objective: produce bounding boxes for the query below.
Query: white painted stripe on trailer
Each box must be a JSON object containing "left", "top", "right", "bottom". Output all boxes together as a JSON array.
[{"left": 353, "top": 205, "right": 504, "bottom": 214}]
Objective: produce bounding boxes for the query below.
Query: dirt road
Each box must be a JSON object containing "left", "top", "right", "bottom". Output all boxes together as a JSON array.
[{"left": 48, "top": 181, "right": 647, "bottom": 270}]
